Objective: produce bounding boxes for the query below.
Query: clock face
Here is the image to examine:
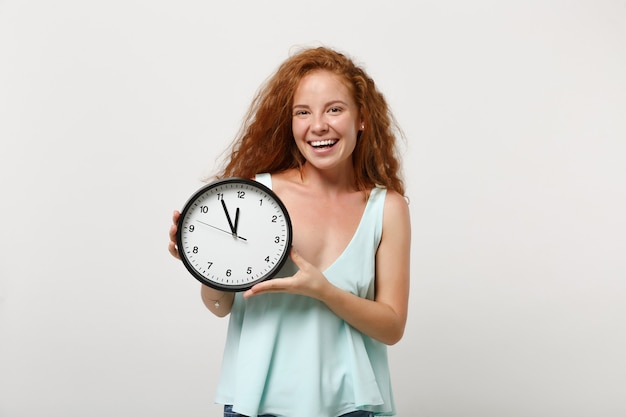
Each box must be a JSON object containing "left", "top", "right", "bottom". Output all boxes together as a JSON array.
[{"left": 176, "top": 178, "right": 293, "bottom": 291}]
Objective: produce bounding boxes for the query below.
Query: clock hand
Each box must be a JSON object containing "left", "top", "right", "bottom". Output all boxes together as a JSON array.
[
  {"left": 234, "top": 207, "right": 240, "bottom": 234},
  {"left": 196, "top": 220, "right": 247, "bottom": 241},
  {"left": 221, "top": 199, "right": 236, "bottom": 234}
]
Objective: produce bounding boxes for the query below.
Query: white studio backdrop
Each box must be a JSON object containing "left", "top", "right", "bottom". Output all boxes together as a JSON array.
[{"left": 1, "top": 1, "right": 625, "bottom": 416}]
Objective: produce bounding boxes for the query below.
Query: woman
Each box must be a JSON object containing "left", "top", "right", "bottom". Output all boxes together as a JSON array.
[{"left": 169, "top": 46, "right": 411, "bottom": 417}]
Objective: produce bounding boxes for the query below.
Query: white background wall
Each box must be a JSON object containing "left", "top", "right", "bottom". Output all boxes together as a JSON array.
[{"left": 1, "top": 1, "right": 625, "bottom": 416}]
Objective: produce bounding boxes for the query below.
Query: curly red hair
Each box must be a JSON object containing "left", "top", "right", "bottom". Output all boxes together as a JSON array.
[{"left": 217, "top": 46, "right": 405, "bottom": 195}]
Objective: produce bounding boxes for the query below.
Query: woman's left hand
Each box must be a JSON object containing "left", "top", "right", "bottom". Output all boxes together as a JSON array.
[{"left": 243, "top": 248, "right": 331, "bottom": 300}]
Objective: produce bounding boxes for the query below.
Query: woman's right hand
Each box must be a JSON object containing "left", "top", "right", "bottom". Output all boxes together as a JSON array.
[{"left": 168, "top": 210, "right": 181, "bottom": 260}]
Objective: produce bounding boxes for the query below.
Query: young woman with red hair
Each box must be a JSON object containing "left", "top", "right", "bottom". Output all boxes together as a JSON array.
[{"left": 169, "top": 46, "right": 411, "bottom": 417}]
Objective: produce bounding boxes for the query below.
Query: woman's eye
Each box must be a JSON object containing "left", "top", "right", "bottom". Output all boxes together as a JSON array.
[
  {"left": 328, "top": 107, "right": 342, "bottom": 113},
  {"left": 294, "top": 110, "right": 309, "bottom": 116}
]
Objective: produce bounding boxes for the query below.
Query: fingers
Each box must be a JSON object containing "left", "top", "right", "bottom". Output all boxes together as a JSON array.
[
  {"left": 168, "top": 240, "right": 181, "bottom": 260},
  {"left": 244, "top": 279, "right": 287, "bottom": 298},
  {"left": 169, "top": 210, "right": 181, "bottom": 260}
]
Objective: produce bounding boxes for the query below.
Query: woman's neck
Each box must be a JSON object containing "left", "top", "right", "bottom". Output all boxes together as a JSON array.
[{"left": 297, "top": 163, "right": 358, "bottom": 195}]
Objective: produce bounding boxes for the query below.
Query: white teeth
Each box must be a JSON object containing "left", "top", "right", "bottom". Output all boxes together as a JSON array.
[{"left": 310, "top": 139, "right": 337, "bottom": 147}]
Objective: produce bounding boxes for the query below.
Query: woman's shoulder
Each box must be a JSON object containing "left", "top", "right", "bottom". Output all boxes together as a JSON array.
[
  {"left": 272, "top": 168, "right": 301, "bottom": 180},
  {"left": 265, "top": 170, "right": 308, "bottom": 203},
  {"left": 267, "top": 169, "right": 300, "bottom": 190},
  {"left": 383, "top": 189, "right": 409, "bottom": 208},
  {"left": 382, "top": 189, "right": 411, "bottom": 224}
]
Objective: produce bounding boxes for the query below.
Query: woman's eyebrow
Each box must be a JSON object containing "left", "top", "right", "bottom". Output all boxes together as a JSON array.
[{"left": 292, "top": 100, "right": 349, "bottom": 109}]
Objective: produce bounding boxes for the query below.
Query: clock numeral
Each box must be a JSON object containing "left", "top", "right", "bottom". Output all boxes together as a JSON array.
[
  {"left": 193, "top": 246, "right": 199, "bottom": 254},
  {"left": 217, "top": 193, "right": 224, "bottom": 201},
  {"left": 188, "top": 225, "right": 195, "bottom": 232},
  {"left": 200, "top": 206, "right": 208, "bottom": 213},
  {"left": 207, "top": 262, "right": 213, "bottom": 269},
  {"left": 237, "top": 191, "right": 245, "bottom": 199},
  {"left": 259, "top": 199, "right": 263, "bottom": 206},
  {"left": 246, "top": 267, "right": 252, "bottom": 274},
  {"left": 274, "top": 236, "right": 280, "bottom": 243},
  {"left": 226, "top": 269, "right": 232, "bottom": 277},
  {"left": 264, "top": 256, "right": 270, "bottom": 263},
  {"left": 271, "top": 215, "right": 277, "bottom": 223}
]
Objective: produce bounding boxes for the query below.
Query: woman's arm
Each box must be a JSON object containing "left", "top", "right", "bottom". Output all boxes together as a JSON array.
[{"left": 200, "top": 285, "right": 234, "bottom": 317}]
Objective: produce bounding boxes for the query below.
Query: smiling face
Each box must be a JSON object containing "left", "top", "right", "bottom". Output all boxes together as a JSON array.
[{"left": 292, "top": 70, "right": 363, "bottom": 175}]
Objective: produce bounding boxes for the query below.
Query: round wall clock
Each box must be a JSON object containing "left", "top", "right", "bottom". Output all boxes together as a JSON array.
[{"left": 176, "top": 177, "right": 293, "bottom": 291}]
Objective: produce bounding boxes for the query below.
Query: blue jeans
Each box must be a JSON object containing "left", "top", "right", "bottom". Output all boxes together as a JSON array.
[{"left": 223, "top": 404, "right": 374, "bottom": 417}]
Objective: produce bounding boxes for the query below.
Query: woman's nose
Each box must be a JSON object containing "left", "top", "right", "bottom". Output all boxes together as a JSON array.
[{"left": 311, "top": 114, "right": 329, "bottom": 134}]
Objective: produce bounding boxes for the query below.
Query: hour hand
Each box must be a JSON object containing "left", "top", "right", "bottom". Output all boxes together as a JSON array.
[
  {"left": 221, "top": 199, "right": 236, "bottom": 234},
  {"left": 234, "top": 207, "right": 240, "bottom": 234}
]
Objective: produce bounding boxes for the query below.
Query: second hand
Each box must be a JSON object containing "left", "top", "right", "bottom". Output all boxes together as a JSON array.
[{"left": 196, "top": 220, "right": 247, "bottom": 241}]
